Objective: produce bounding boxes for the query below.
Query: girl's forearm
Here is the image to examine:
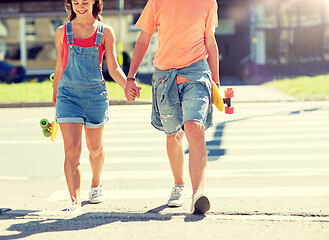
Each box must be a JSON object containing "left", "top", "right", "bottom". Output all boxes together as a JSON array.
[{"left": 109, "top": 66, "right": 127, "bottom": 89}]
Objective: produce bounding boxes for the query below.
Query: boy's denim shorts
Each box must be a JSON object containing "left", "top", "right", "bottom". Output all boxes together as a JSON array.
[
  {"left": 156, "top": 81, "right": 210, "bottom": 135},
  {"left": 55, "top": 80, "right": 109, "bottom": 129}
]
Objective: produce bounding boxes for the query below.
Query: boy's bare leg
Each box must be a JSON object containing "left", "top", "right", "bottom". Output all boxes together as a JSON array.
[
  {"left": 166, "top": 131, "right": 185, "bottom": 185},
  {"left": 184, "top": 120, "right": 207, "bottom": 196}
]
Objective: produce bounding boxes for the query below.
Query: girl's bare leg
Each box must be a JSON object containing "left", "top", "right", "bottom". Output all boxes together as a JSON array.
[
  {"left": 60, "top": 123, "right": 83, "bottom": 205},
  {"left": 85, "top": 126, "right": 105, "bottom": 188}
]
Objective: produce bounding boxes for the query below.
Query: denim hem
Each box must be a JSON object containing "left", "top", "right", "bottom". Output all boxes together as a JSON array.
[
  {"left": 56, "top": 117, "right": 109, "bottom": 129},
  {"left": 56, "top": 117, "right": 84, "bottom": 124},
  {"left": 85, "top": 117, "right": 109, "bottom": 129}
]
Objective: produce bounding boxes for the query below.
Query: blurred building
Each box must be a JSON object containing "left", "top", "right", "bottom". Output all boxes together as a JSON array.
[
  {"left": 0, "top": 0, "right": 328, "bottom": 83},
  {"left": 239, "top": 0, "right": 329, "bottom": 83}
]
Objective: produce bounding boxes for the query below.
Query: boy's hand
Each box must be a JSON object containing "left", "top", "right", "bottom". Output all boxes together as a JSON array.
[{"left": 125, "top": 81, "right": 141, "bottom": 102}]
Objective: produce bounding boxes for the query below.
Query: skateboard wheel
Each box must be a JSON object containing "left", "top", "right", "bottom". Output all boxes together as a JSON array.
[
  {"left": 50, "top": 73, "right": 55, "bottom": 82},
  {"left": 225, "top": 106, "right": 234, "bottom": 114},
  {"left": 40, "top": 119, "right": 50, "bottom": 129},
  {"left": 224, "top": 88, "right": 234, "bottom": 98},
  {"left": 43, "top": 129, "right": 51, "bottom": 137}
]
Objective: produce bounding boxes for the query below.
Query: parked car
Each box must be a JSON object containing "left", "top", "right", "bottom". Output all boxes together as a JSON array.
[{"left": 0, "top": 61, "right": 26, "bottom": 83}]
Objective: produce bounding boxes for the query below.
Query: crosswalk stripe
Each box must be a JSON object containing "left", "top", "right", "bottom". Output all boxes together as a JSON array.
[
  {"left": 1, "top": 132, "right": 328, "bottom": 145},
  {"left": 1, "top": 133, "right": 328, "bottom": 145},
  {"left": 79, "top": 141, "right": 329, "bottom": 153},
  {"left": 107, "top": 112, "right": 328, "bottom": 121},
  {"left": 104, "top": 127, "right": 329, "bottom": 135},
  {"left": 44, "top": 186, "right": 329, "bottom": 202},
  {"left": 57, "top": 168, "right": 329, "bottom": 181},
  {"left": 0, "top": 176, "right": 28, "bottom": 180},
  {"left": 105, "top": 122, "right": 329, "bottom": 128},
  {"left": 78, "top": 153, "right": 329, "bottom": 164}
]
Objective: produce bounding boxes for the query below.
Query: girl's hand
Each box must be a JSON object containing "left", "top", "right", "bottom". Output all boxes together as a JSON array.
[{"left": 125, "top": 81, "right": 141, "bottom": 102}]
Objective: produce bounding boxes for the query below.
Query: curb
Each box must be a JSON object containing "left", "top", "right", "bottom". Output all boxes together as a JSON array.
[
  {"left": 2, "top": 99, "right": 327, "bottom": 109},
  {"left": 0, "top": 100, "right": 152, "bottom": 108}
]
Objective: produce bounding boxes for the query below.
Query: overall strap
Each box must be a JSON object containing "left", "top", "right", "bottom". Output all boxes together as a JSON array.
[
  {"left": 95, "top": 22, "right": 104, "bottom": 46},
  {"left": 66, "top": 21, "right": 74, "bottom": 44}
]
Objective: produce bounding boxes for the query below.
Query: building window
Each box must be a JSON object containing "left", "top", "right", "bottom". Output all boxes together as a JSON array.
[
  {"left": 324, "top": 27, "right": 329, "bottom": 60},
  {"left": 297, "top": 26, "right": 323, "bottom": 63},
  {"left": 0, "top": 20, "right": 8, "bottom": 61},
  {"left": 216, "top": 19, "right": 235, "bottom": 35},
  {"left": 254, "top": 3, "right": 277, "bottom": 29},
  {"left": 252, "top": 4, "right": 279, "bottom": 65},
  {"left": 50, "top": 18, "right": 62, "bottom": 37},
  {"left": 26, "top": 17, "right": 36, "bottom": 40},
  {"left": 279, "top": 1, "right": 298, "bottom": 27},
  {"left": 265, "top": 30, "right": 277, "bottom": 65},
  {"left": 325, "top": 1, "right": 329, "bottom": 24},
  {"left": 254, "top": 0, "right": 329, "bottom": 66},
  {"left": 278, "top": 29, "right": 297, "bottom": 64},
  {"left": 299, "top": 1, "right": 322, "bottom": 27},
  {"left": 0, "top": 20, "right": 8, "bottom": 38}
]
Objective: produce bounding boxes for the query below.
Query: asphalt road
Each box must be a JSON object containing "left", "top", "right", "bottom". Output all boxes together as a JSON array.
[{"left": 1, "top": 101, "right": 329, "bottom": 239}]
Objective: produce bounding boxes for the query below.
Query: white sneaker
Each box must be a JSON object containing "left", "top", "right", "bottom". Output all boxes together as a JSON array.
[
  {"left": 89, "top": 186, "right": 103, "bottom": 204},
  {"left": 65, "top": 203, "right": 83, "bottom": 213},
  {"left": 167, "top": 185, "right": 185, "bottom": 207},
  {"left": 190, "top": 192, "right": 210, "bottom": 215}
]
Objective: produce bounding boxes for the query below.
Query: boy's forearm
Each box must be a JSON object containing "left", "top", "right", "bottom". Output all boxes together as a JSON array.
[
  {"left": 205, "top": 35, "right": 220, "bottom": 86},
  {"left": 127, "top": 31, "right": 152, "bottom": 78}
]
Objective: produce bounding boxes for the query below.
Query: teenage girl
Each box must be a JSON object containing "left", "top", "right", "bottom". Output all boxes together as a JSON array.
[{"left": 53, "top": 0, "right": 140, "bottom": 212}]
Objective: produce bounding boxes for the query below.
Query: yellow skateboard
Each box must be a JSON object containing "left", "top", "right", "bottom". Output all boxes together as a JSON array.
[
  {"left": 40, "top": 73, "right": 59, "bottom": 142},
  {"left": 40, "top": 115, "right": 59, "bottom": 142},
  {"left": 212, "top": 81, "right": 234, "bottom": 114}
]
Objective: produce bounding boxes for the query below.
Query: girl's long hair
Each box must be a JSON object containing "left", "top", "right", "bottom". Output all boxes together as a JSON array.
[{"left": 65, "top": 0, "right": 103, "bottom": 21}]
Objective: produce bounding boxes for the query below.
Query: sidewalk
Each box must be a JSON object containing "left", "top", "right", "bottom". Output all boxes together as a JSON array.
[{"left": 0, "top": 85, "right": 296, "bottom": 108}]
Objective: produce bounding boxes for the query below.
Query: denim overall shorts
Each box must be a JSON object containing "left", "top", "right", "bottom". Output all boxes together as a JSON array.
[{"left": 56, "top": 21, "right": 109, "bottom": 129}]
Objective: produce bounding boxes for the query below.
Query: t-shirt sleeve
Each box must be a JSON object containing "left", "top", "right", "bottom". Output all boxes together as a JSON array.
[
  {"left": 205, "top": 0, "right": 218, "bottom": 37},
  {"left": 136, "top": 0, "right": 157, "bottom": 35}
]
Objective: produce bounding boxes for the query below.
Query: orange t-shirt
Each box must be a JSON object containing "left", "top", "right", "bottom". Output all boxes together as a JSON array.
[{"left": 136, "top": 0, "right": 218, "bottom": 75}]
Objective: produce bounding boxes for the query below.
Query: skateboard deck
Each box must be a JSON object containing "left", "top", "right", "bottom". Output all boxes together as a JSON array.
[
  {"left": 212, "top": 81, "right": 224, "bottom": 111},
  {"left": 212, "top": 81, "right": 234, "bottom": 114}
]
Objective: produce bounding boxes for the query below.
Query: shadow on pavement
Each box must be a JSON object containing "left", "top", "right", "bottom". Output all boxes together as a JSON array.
[
  {"left": 184, "top": 106, "right": 326, "bottom": 162},
  {"left": 1, "top": 208, "right": 206, "bottom": 239},
  {"left": 145, "top": 204, "right": 169, "bottom": 213},
  {"left": 145, "top": 204, "right": 206, "bottom": 221}
]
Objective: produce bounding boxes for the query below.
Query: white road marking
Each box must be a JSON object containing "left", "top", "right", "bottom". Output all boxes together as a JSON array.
[
  {"left": 57, "top": 168, "right": 329, "bottom": 181},
  {"left": 78, "top": 153, "right": 329, "bottom": 164},
  {"left": 0, "top": 176, "right": 28, "bottom": 180},
  {"left": 44, "top": 186, "right": 329, "bottom": 202},
  {"left": 1, "top": 132, "right": 329, "bottom": 145},
  {"left": 76, "top": 141, "right": 329, "bottom": 152}
]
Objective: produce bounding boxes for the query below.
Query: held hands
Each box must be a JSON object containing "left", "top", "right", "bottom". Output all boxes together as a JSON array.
[{"left": 124, "top": 79, "right": 141, "bottom": 102}]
